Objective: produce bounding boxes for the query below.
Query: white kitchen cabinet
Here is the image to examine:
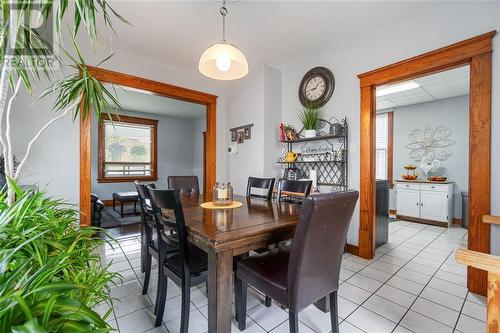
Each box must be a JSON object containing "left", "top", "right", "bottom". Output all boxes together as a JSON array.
[
  {"left": 395, "top": 181, "right": 454, "bottom": 226},
  {"left": 396, "top": 188, "right": 420, "bottom": 218}
]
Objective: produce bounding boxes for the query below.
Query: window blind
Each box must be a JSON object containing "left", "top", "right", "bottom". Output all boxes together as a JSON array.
[{"left": 376, "top": 113, "right": 388, "bottom": 180}]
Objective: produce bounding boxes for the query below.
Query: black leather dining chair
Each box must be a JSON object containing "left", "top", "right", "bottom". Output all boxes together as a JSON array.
[
  {"left": 147, "top": 187, "right": 208, "bottom": 330},
  {"left": 167, "top": 176, "right": 200, "bottom": 196},
  {"left": 246, "top": 177, "right": 275, "bottom": 201},
  {"left": 276, "top": 179, "right": 312, "bottom": 204},
  {"left": 245, "top": 176, "right": 276, "bottom": 307},
  {"left": 135, "top": 183, "right": 178, "bottom": 298},
  {"left": 235, "top": 190, "right": 359, "bottom": 333},
  {"left": 135, "top": 182, "right": 156, "bottom": 274}
]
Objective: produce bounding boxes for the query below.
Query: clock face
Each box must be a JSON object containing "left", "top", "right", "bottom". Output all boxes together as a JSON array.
[
  {"left": 305, "top": 76, "right": 326, "bottom": 101},
  {"left": 298, "top": 67, "right": 335, "bottom": 107}
]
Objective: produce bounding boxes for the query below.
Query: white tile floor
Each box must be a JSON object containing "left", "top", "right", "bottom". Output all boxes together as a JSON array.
[{"left": 96, "top": 220, "right": 487, "bottom": 333}]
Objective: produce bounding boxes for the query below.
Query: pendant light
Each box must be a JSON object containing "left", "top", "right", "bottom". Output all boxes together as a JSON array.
[{"left": 199, "top": 0, "right": 249, "bottom": 80}]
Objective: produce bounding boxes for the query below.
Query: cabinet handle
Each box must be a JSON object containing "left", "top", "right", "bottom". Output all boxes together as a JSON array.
[
  {"left": 431, "top": 186, "right": 435, "bottom": 189},
  {"left": 416, "top": 202, "right": 419, "bottom": 206}
]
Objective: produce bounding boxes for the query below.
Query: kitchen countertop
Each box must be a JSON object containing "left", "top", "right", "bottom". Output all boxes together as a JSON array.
[{"left": 395, "top": 179, "right": 455, "bottom": 184}]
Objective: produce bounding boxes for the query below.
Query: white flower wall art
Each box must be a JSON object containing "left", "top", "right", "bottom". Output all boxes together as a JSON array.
[
  {"left": 407, "top": 125, "right": 455, "bottom": 177},
  {"left": 407, "top": 125, "right": 455, "bottom": 162}
]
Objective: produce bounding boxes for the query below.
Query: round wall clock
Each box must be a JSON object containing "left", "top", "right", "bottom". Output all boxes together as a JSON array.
[{"left": 298, "top": 67, "right": 335, "bottom": 107}]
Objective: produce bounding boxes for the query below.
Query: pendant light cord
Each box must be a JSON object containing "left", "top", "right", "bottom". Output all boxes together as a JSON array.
[{"left": 220, "top": 0, "right": 227, "bottom": 42}]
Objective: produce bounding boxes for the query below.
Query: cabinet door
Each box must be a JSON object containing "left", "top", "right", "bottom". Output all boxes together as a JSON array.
[
  {"left": 420, "top": 191, "right": 449, "bottom": 222},
  {"left": 396, "top": 189, "right": 420, "bottom": 218}
]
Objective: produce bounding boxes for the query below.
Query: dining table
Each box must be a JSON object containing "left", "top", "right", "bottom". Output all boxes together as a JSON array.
[{"left": 172, "top": 193, "right": 330, "bottom": 333}]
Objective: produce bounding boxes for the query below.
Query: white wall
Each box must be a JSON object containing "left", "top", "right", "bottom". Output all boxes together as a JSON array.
[
  {"left": 386, "top": 95, "right": 469, "bottom": 219},
  {"left": 90, "top": 109, "right": 204, "bottom": 199},
  {"left": 225, "top": 67, "right": 265, "bottom": 194},
  {"left": 263, "top": 65, "right": 284, "bottom": 179},
  {"left": 11, "top": 82, "right": 79, "bottom": 204}
]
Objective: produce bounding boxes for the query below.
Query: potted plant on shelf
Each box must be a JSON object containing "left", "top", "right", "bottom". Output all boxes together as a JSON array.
[{"left": 298, "top": 103, "right": 322, "bottom": 138}]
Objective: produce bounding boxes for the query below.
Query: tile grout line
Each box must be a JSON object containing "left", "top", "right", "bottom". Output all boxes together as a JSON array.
[
  {"left": 452, "top": 291, "right": 468, "bottom": 332},
  {"left": 342, "top": 223, "right": 449, "bottom": 331},
  {"left": 391, "top": 247, "right": 456, "bottom": 332}
]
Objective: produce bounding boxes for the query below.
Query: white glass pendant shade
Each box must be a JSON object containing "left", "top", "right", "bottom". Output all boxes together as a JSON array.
[{"left": 199, "top": 42, "right": 249, "bottom": 80}]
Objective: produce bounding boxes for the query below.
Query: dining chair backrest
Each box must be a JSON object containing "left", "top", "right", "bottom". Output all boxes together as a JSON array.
[
  {"left": 167, "top": 176, "right": 200, "bottom": 196},
  {"left": 246, "top": 177, "right": 276, "bottom": 201},
  {"left": 277, "top": 179, "right": 312, "bottom": 203},
  {"left": 135, "top": 181, "right": 156, "bottom": 215},
  {"left": 287, "top": 190, "right": 359, "bottom": 311},
  {"left": 146, "top": 187, "right": 191, "bottom": 278}
]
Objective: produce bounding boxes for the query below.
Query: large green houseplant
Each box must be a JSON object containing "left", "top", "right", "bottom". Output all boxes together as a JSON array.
[
  {"left": 0, "top": 1, "right": 127, "bottom": 332},
  {"left": 0, "top": 183, "right": 118, "bottom": 332}
]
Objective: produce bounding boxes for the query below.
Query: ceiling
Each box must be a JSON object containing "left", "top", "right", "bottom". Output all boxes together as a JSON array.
[
  {"left": 104, "top": 84, "right": 206, "bottom": 119},
  {"left": 90, "top": 1, "right": 436, "bottom": 74},
  {"left": 376, "top": 65, "right": 470, "bottom": 111}
]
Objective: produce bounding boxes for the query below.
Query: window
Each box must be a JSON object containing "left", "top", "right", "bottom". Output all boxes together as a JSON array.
[
  {"left": 376, "top": 113, "right": 388, "bottom": 180},
  {"left": 98, "top": 114, "right": 158, "bottom": 183},
  {"left": 375, "top": 112, "right": 393, "bottom": 184}
]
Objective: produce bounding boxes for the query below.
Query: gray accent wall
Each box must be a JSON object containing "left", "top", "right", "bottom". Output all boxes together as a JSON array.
[
  {"left": 387, "top": 95, "right": 469, "bottom": 219},
  {"left": 90, "top": 110, "right": 204, "bottom": 200}
]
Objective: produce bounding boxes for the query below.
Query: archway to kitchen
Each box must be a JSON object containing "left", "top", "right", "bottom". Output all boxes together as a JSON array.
[{"left": 357, "top": 31, "right": 495, "bottom": 296}]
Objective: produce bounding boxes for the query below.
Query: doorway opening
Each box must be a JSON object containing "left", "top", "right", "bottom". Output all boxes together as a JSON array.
[
  {"left": 357, "top": 31, "right": 495, "bottom": 295},
  {"left": 80, "top": 67, "right": 217, "bottom": 230},
  {"left": 373, "top": 65, "right": 471, "bottom": 279},
  {"left": 90, "top": 85, "right": 207, "bottom": 236}
]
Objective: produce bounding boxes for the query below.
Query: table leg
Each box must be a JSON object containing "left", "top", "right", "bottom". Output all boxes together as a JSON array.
[
  {"left": 120, "top": 201, "right": 124, "bottom": 218},
  {"left": 208, "top": 249, "right": 233, "bottom": 333}
]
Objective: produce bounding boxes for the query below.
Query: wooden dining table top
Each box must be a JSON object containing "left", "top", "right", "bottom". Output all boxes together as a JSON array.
[{"left": 169, "top": 194, "right": 302, "bottom": 253}]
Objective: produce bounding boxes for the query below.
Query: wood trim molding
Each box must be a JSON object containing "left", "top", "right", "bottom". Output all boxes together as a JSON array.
[
  {"left": 205, "top": 102, "right": 217, "bottom": 193},
  {"left": 358, "top": 31, "right": 496, "bottom": 87},
  {"left": 97, "top": 113, "right": 158, "bottom": 183},
  {"left": 80, "top": 108, "right": 91, "bottom": 227},
  {"left": 86, "top": 66, "right": 217, "bottom": 105},
  {"left": 389, "top": 209, "right": 397, "bottom": 215},
  {"left": 345, "top": 244, "right": 359, "bottom": 256},
  {"left": 396, "top": 215, "right": 448, "bottom": 228},
  {"left": 80, "top": 67, "right": 218, "bottom": 228},
  {"left": 467, "top": 51, "right": 493, "bottom": 295},
  {"left": 359, "top": 85, "right": 376, "bottom": 259},
  {"left": 357, "top": 31, "right": 496, "bottom": 296}
]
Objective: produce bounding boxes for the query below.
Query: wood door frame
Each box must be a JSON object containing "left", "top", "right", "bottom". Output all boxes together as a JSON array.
[
  {"left": 203, "top": 131, "right": 207, "bottom": 193},
  {"left": 357, "top": 31, "right": 496, "bottom": 295},
  {"left": 80, "top": 66, "right": 218, "bottom": 227}
]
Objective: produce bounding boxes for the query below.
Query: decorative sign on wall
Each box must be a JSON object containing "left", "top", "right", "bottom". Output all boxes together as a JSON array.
[
  {"left": 230, "top": 123, "right": 253, "bottom": 143},
  {"left": 407, "top": 125, "right": 455, "bottom": 162}
]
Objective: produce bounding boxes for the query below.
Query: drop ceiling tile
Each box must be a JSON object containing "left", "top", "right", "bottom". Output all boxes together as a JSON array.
[{"left": 376, "top": 100, "right": 397, "bottom": 110}]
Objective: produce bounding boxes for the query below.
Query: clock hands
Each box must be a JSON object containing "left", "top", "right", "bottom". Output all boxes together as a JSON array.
[{"left": 309, "top": 80, "right": 322, "bottom": 92}]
